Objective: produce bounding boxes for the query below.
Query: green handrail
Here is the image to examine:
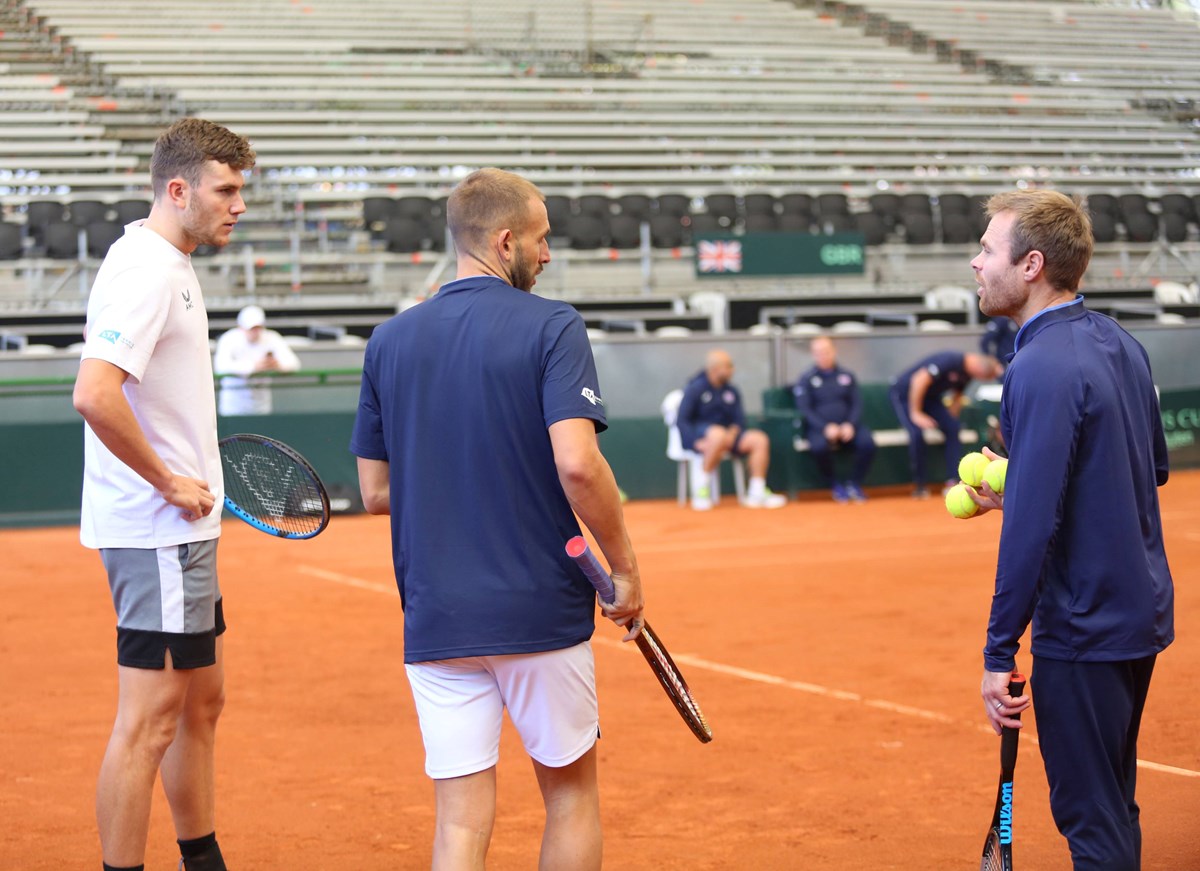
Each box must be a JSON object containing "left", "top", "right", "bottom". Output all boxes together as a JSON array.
[{"left": 0, "top": 368, "right": 365, "bottom": 398}]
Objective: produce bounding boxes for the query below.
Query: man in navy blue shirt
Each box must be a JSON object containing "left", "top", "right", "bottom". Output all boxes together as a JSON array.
[
  {"left": 888, "top": 350, "right": 1003, "bottom": 497},
  {"left": 793, "top": 334, "right": 876, "bottom": 502},
  {"left": 676, "top": 348, "right": 786, "bottom": 510},
  {"left": 351, "top": 168, "right": 644, "bottom": 870},
  {"left": 967, "top": 190, "right": 1174, "bottom": 870}
]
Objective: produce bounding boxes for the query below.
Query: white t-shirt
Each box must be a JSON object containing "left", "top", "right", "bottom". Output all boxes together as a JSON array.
[
  {"left": 79, "top": 221, "right": 223, "bottom": 549},
  {"left": 212, "top": 327, "right": 301, "bottom": 415}
]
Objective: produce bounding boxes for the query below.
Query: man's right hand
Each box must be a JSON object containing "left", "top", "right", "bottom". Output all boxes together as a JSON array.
[
  {"left": 161, "top": 475, "right": 216, "bottom": 521},
  {"left": 912, "top": 410, "right": 937, "bottom": 430},
  {"left": 602, "top": 567, "right": 646, "bottom": 643}
]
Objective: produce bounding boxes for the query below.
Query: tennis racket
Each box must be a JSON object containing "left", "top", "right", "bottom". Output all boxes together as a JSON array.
[
  {"left": 565, "top": 536, "right": 713, "bottom": 743},
  {"left": 980, "top": 673, "right": 1027, "bottom": 871},
  {"left": 219, "top": 433, "right": 330, "bottom": 539}
]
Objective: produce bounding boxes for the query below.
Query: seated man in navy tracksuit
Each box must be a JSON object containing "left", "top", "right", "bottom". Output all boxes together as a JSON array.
[
  {"left": 676, "top": 349, "right": 785, "bottom": 511},
  {"left": 792, "top": 334, "right": 876, "bottom": 502}
]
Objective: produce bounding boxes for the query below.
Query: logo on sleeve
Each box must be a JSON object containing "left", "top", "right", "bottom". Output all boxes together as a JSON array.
[
  {"left": 98, "top": 329, "right": 135, "bottom": 350},
  {"left": 581, "top": 387, "right": 604, "bottom": 406}
]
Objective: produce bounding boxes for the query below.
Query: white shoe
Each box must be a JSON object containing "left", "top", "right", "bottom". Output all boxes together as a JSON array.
[{"left": 743, "top": 489, "right": 786, "bottom": 509}]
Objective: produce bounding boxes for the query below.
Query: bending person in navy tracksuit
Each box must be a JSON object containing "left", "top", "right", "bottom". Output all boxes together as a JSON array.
[
  {"left": 968, "top": 190, "right": 1174, "bottom": 871},
  {"left": 792, "top": 334, "right": 876, "bottom": 502},
  {"left": 888, "top": 350, "right": 1003, "bottom": 497}
]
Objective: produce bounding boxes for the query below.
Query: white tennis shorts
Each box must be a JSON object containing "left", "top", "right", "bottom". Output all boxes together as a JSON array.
[{"left": 405, "top": 640, "right": 599, "bottom": 779}]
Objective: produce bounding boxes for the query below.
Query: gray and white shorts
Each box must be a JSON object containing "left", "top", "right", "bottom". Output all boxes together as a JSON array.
[{"left": 99, "top": 539, "right": 225, "bottom": 669}]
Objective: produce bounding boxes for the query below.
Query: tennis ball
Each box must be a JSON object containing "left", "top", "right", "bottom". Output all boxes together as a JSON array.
[
  {"left": 983, "top": 458, "right": 1008, "bottom": 495},
  {"left": 945, "top": 483, "right": 980, "bottom": 519},
  {"left": 957, "top": 451, "right": 989, "bottom": 487}
]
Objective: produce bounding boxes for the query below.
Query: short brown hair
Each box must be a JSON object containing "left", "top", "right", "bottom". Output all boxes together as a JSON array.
[
  {"left": 150, "top": 118, "right": 256, "bottom": 198},
  {"left": 446, "top": 168, "right": 544, "bottom": 257},
  {"left": 985, "top": 190, "right": 1093, "bottom": 291}
]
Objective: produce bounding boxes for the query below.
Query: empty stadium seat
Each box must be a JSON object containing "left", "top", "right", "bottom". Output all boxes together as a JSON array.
[
  {"left": 937, "top": 193, "right": 971, "bottom": 216},
  {"left": 744, "top": 213, "right": 779, "bottom": 233},
  {"left": 940, "top": 211, "right": 975, "bottom": 244},
  {"left": 655, "top": 194, "right": 692, "bottom": 219},
  {"left": 1159, "top": 194, "right": 1195, "bottom": 222},
  {"left": 779, "top": 193, "right": 815, "bottom": 219},
  {"left": 616, "top": 194, "right": 653, "bottom": 220},
  {"left": 68, "top": 200, "right": 109, "bottom": 226},
  {"left": 817, "top": 193, "right": 850, "bottom": 218},
  {"left": 113, "top": 200, "right": 151, "bottom": 225},
  {"left": 1090, "top": 212, "right": 1118, "bottom": 243},
  {"left": 43, "top": 222, "right": 81, "bottom": 259},
  {"left": 0, "top": 222, "right": 22, "bottom": 260},
  {"left": 743, "top": 194, "right": 778, "bottom": 216},
  {"left": 576, "top": 195, "right": 614, "bottom": 219},
  {"left": 902, "top": 213, "right": 936, "bottom": 245},
  {"left": 382, "top": 217, "right": 426, "bottom": 253},
  {"left": 566, "top": 215, "right": 610, "bottom": 249},
  {"left": 703, "top": 194, "right": 738, "bottom": 225},
  {"left": 545, "top": 195, "right": 573, "bottom": 227},
  {"left": 854, "top": 212, "right": 888, "bottom": 246},
  {"left": 608, "top": 215, "right": 643, "bottom": 249},
  {"left": 649, "top": 215, "right": 686, "bottom": 248},
  {"left": 85, "top": 221, "right": 123, "bottom": 258}
]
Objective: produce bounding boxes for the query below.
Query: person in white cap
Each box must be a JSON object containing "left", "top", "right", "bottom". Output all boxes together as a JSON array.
[{"left": 212, "top": 305, "right": 300, "bottom": 415}]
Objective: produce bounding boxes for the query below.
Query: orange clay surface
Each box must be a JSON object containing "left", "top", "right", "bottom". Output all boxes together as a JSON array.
[{"left": 2, "top": 471, "right": 1199, "bottom": 870}]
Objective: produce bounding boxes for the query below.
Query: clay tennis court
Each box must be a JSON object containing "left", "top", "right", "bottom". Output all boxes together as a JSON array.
[{"left": 2, "top": 472, "right": 1198, "bottom": 869}]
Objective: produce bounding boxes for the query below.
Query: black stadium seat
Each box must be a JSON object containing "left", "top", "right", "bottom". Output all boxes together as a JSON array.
[
  {"left": 609, "top": 215, "right": 643, "bottom": 249},
  {"left": 0, "top": 222, "right": 22, "bottom": 260},
  {"left": 113, "top": 200, "right": 151, "bottom": 225},
  {"left": 817, "top": 193, "right": 849, "bottom": 218},
  {"left": 937, "top": 193, "right": 971, "bottom": 216},
  {"left": 1090, "top": 211, "right": 1118, "bottom": 243},
  {"left": 901, "top": 193, "right": 933, "bottom": 216},
  {"left": 1162, "top": 212, "right": 1189, "bottom": 243},
  {"left": 361, "top": 196, "right": 396, "bottom": 226},
  {"left": 575, "top": 195, "right": 613, "bottom": 219},
  {"left": 940, "top": 211, "right": 975, "bottom": 244},
  {"left": 566, "top": 214, "right": 610, "bottom": 249},
  {"left": 85, "top": 221, "right": 123, "bottom": 258},
  {"left": 743, "top": 194, "right": 777, "bottom": 216},
  {"left": 902, "top": 213, "right": 935, "bottom": 245},
  {"left": 544, "top": 195, "right": 573, "bottom": 228},
  {"left": 854, "top": 212, "right": 887, "bottom": 246},
  {"left": 616, "top": 194, "right": 653, "bottom": 220},
  {"left": 779, "top": 193, "right": 815, "bottom": 219},
  {"left": 395, "top": 196, "right": 435, "bottom": 219},
  {"left": 703, "top": 194, "right": 738, "bottom": 223},
  {"left": 743, "top": 213, "right": 778, "bottom": 233},
  {"left": 655, "top": 194, "right": 692, "bottom": 218},
  {"left": 382, "top": 217, "right": 426, "bottom": 253},
  {"left": 649, "top": 215, "right": 686, "bottom": 248},
  {"left": 868, "top": 193, "right": 902, "bottom": 224},
  {"left": 1158, "top": 194, "right": 1195, "bottom": 223},
  {"left": 68, "top": 200, "right": 110, "bottom": 226},
  {"left": 43, "top": 221, "right": 81, "bottom": 259},
  {"left": 777, "top": 212, "right": 814, "bottom": 233}
]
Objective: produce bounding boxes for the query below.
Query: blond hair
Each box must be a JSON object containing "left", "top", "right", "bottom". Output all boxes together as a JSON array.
[
  {"left": 985, "top": 190, "right": 1093, "bottom": 291},
  {"left": 446, "top": 168, "right": 544, "bottom": 257},
  {"left": 150, "top": 118, "right": 256, "bottom": 199}
]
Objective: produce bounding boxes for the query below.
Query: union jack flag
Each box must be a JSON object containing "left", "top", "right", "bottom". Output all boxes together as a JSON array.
[{"left": 697, "top": 239, "right": 743, "bottom": 273}]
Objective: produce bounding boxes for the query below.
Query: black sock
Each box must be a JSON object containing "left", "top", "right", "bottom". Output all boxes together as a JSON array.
[
  {"left": 178, "top": 831, "right": 226, "bottom": 871},
  {"left": 102, "top": 865, "right": 144, "bottom": 871}
]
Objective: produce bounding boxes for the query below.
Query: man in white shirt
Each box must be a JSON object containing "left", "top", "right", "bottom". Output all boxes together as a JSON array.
[
  {"left": 73, "top": 118, "right": 255, "bottom": 871},
  {"left": 213, "top": 305, "right": 301, "bottom": 415}
]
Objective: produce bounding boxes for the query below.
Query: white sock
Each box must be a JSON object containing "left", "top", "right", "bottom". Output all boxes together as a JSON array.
[
  {"left": 691, "top": 459, "right": 711, "bottom": 496},
  {"left": 749, "top": 476, "right": 766, "bottom": 497}
]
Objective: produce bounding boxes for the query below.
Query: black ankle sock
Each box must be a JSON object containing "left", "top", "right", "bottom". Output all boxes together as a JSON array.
[
  {"left": 102, "top": 864, "right": 144, "bottom": 871},
  {"left": 178, "top": 831, "right": 226, "bottom": 871}
]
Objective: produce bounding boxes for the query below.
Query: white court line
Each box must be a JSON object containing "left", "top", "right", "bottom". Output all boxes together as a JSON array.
[
  {"left": 297, "top": 565, "right": 394, "bottom": 595},
  {"left": 298, "top": 564, "right": 1200, "bottom": 780}
]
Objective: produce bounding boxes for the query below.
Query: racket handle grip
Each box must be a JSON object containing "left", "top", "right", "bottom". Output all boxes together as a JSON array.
[{"left": 565, "top": 536, "right": 616, "bottom": 604}]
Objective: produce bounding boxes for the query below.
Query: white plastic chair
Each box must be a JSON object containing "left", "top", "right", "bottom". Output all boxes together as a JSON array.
[
  {"left": 924, "top": 285, "right": 976, "bottom": 311},
  {"left": 661, "top": 389, "right": 746, "bottom": 506},
  {"left": 1152, "top": 281, "right": 1198, "bottom": 305}
]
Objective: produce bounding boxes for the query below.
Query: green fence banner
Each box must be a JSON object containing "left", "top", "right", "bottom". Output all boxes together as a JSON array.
[
  {"left": 694, "top": 232, "right": 866, "bottom": 278},
  {"left": 1162, "top": 388, "right": 1200, "bottom": 468}
]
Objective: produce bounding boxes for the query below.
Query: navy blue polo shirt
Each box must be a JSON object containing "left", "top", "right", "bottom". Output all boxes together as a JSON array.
[
  {"left": 676, "top": 371, "right": 746, "bottom": 450},
  {"left": 792, "top": 364, "right": 863, "bottom": 429},
  {"left": 350, "top": 276, "right": 608, "bottom": 663},
  {"left": 891, "top": 351, "right": 969, "bottom": 405},
  {"left": 985, "top": 296, "right": 1174, "bottom": 670}
]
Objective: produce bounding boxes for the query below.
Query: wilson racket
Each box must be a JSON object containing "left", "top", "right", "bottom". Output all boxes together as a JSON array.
[
  {"left": 981, "top": 673, "right": 1027, "bottom": 871},
  {"left": 219, "top": 433, "right": 330, "bottom": 539},
  {"left": 565, "top": 536, "right": 713, "bottom": 743}
]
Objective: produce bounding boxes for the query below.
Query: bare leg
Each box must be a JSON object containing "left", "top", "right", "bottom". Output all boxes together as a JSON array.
[
  {"left": 532, "top": 747, "right": 601, "bottom": 871},
  {"left": 432, "top": 767, "right": 497, "bottom": 871},
  {"left": 738, "top": 429, "right": 772, "bottom": 478},
  {"left": 161, "top": 637, "right": 225, "bottom": 840},
  {"left": 96, "top": 654, "right": 192, "bottom": 866},
  {"left": 694, "top": 425, "right": 734, "bottom": 473}
]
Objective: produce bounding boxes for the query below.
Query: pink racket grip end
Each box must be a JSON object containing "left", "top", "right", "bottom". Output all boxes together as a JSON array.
[{"left": 565, "top": 536, "right": 616, "bottom": 604}]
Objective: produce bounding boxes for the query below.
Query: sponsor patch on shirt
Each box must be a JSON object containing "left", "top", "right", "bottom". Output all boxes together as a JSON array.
[
  {"left": 98, "top": 329, "right": 134, "bottom": 350},
  {"left": 581, "top": 387, "right": 604, "bottom": 406}
]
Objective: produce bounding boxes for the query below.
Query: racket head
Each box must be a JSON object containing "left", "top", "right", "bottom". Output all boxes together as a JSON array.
[
  {"left": 635, "top": 621, "right": 713, "bottom": 743},
  {"left": 980, "top": 828, "right": 1011, "bottom": 871},
  {"left": 219, "top": 433, "right": 330, "bottom": 539}
]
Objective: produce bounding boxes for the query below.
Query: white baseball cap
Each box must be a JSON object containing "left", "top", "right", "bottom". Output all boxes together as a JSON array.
[{"left": 237, "top": 305, "right": 266, "bottom": 329}]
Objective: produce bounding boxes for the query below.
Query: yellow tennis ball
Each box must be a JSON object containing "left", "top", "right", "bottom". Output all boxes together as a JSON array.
[
  {"left": 945, "top": 483, "right": 980, "bottom": 519},
  {"left": 957, "top": 452, "right": 989, "bottom": 487},
  {"left": 983, "top": 458, "right": 1008, "bottom": 494}
]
